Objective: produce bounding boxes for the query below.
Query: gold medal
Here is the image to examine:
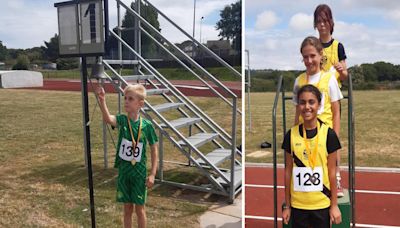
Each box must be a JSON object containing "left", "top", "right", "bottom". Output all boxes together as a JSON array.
[{"left": 127, "top": 115, "right": 142, "bottom": 166}]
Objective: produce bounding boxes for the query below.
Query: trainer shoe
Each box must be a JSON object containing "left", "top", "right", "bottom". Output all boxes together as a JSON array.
[{"left": 337, "top": 179, "right": 344, "bottom": 198}]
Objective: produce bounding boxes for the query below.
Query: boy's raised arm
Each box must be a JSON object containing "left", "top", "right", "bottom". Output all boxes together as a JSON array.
[{"left": 96, "top": 86, "right": 117, "bottom": 127}]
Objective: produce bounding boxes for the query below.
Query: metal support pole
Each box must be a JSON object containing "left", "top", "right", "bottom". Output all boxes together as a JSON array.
[
  {"left": 134, "top": 0, "right": 141, "bottom": 74},
  {"left": 81, "top": 57, "right": 96, "bottom": 228},
  {"left": 348, "top": 74, "right": 356, "bottom": 227},
  {"left": 272, "top": 76, "right": 283, "bottom": 228},
  {"left": 118, "top": 80, "right": 122, "bottom": 113},
  {"left": 158, "top": 129, "right": 163, "bottom": 181},
  {"left": 188, "top": 125, "right": 192, "bottom": 166},
  {"left": 230, "top": 97, "right": 238, "bottom": 203},
  {"left": 104, "top": 0, "right": 109, "bottom": 54},
  {"left": 281, "top": 78, "right": 286, "bottom": 165},
  {"left": 245, "top": 49, "right": 251, "bottom": 131},
  {"left": 117, "top": 1, "right": 122, "bottom": 114},
  {"left": 82, "top": 61, "right": 88, "bottom": 167},
  {"left": 100, "top": 78, "right": 108, "bottom": 169}
]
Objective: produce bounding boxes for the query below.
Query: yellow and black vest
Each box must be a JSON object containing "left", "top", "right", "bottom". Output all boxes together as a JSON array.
[
  {"left": 297, "top": 71, "right": 334, "bottom": 128},
  {"left": 322, "top": 39, "right": 342, "bottom": 87},
  {"left": 290, "top": 122, "right": 331, "bottom": 210}
]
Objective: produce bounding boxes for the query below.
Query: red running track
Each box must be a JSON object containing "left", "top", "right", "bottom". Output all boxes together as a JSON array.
[
  {"left": 26, "top": 79, "right": 241, "bottom": 98},
  {"left": 245, "top": 166, "right": 400, "bottom": 228}
]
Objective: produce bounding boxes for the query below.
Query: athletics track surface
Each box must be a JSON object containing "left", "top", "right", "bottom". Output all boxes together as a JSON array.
[
  {"left": 245, "top": 165, "right": 400, "bottom": 228},
  {"left": 27, "top": 79, "right": 241, "bottom": 98}
]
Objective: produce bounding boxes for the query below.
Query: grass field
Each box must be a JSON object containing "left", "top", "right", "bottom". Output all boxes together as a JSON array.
[
  {"left": 0, "top": 89, "right": 241, "bottom": 227},
  {"left": 245, "top": 90, "right": 400, "bottom": 168}
]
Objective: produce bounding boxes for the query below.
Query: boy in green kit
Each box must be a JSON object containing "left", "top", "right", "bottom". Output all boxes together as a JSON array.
[{"left": 96, "top": 84, "right": 158, "bottom": 228}]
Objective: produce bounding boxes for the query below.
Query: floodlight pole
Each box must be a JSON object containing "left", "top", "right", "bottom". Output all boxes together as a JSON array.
[{"left": 81, "top": 57, "right": 96, "bottom": 228}]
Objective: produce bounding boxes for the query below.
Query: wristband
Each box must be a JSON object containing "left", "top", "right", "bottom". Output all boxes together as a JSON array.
[{"left": 282, "top": 202, "right": 291, "bottom": 210}]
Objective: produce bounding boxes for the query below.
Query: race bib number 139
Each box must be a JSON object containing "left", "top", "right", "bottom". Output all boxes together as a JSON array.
[
  {"left": 118, "top": 138, "right": 143, "bottom": 162},
  {"left": 293, "top": 167, "right": 323, "bottom": 192}
]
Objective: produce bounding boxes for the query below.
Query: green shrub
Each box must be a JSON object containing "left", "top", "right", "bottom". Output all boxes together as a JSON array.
[{"left": 12, "top": 55, "right": 30, "bottom": 70}]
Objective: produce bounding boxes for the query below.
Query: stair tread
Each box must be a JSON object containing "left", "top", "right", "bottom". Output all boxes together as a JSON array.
[
  {"left": 146, "top": 88, "right": 169, "bottom": 95},
  {"left": 121, "top": 75, "right": 155, "bottom": 81},
  {"left": 178, "top": 133, "right": 218, "bottom": 148},
  {"left": 196, "top": 149, "right": 232, "bottom": 166},
  {"left": 160, "top": 117, "right": 201, "bottom": 129},
  {"left": 144, "top": 102, "right": 184, "bottom": 113},
  {"left": 103, "top": 59, "right": 139, "bottom": 64},
  {"left": 216, "top": 165, "right": 242, "bottom": 188}
]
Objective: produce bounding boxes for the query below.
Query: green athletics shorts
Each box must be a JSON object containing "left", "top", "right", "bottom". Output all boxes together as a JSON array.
[{"left": 116, "top": 169, "right": 147, "bottom": 205}]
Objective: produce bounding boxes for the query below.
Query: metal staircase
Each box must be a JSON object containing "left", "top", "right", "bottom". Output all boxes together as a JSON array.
[{"left": 100, "top": 0, "right": 242, "bottom": 202}]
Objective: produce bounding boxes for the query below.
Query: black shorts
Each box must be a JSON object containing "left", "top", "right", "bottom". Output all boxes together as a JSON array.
[{"left": 291, "top": 207, "right": 330, "bottom": 228}]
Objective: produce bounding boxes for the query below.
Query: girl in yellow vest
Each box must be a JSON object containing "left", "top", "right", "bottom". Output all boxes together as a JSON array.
[
  {"left": 314, "top": 4, "right": 348, "bottom": 197},
  {"left": 293, "top": 36, "right": 344, "bottom": 197},
  {"left": 283, "top": 84, "right": 342, "bottom": 227},
  {"left": 314, "top": 4, "right": 348, "bottom": 87}
]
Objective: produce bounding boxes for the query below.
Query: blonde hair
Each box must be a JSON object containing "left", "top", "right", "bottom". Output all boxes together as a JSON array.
[{"left": 123, "top": 84, "right": 147, "bottom": 100}]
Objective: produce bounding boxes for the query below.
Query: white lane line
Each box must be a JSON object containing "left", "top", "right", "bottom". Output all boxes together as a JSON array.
[
  {"left": 245, "top": 163, "right": 400, "bottom": 173},
  {"left": 245, "top": 184, "right": 400, "bottom": 195},
  {"left": 246, "top": 184, "right": 283, "bottom": 189},
  {"left": 245, "top": 215, "right": 280, "bottom": 221},
  {"left": 245, "top": 216, "right": 400, "bottom": 228},
  {"left": 355, "top": 189, "right": 400, "bottom": 195}
]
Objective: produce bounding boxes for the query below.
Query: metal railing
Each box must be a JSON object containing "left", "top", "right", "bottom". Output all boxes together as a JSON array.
[
  {"left": 114, "top": 0, "right": 240, "bottom": 151},
  {"left": 107, "top": 29, "right": 238, "bottom": 152},
  {"left": 117, "top": 0, "right": 241, "bottom": 109},
  {"left": 142, "top": 0, "right": 241, "bottom": 79},
  {"left": 102, "top": 0, "right": 242, "bottom": 201},
  {"left": 347, "top": 74, "right": 356, "bottom": 228},
  {"left": 272, "top": 75, "right": 283, "bottom": 228}
]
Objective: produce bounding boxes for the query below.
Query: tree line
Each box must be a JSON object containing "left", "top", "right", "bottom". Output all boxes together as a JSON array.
[{"left": 249, "top": 62, "right": 400, "bottom": 92}]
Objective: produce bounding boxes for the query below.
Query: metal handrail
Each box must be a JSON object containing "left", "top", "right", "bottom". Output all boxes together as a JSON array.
[
  {"left": 107, "top": 30, "right": 239, "bottom": 181},
  {"left": 141, "top": 0, "right": 241, "bottom": 79},
  {"left": 139, "top": 27, "right": 238, "bottom": 111},
  {"left": 108, "top": 29, "right": 238, "bottom": 152},
  {"left": 109, "top": 0, "right": 241, "bottom": 200},
  {"left": 347, "top": 74, "right": 356, "bottom": 228},
  {"left": 102, "top": 61, "right": 231, "bottom": 187},
  {"left": 117, "top": 0, "right": 239, "bottom": 101},
  {"left": 272, "top": 75, "right": 283, "bottom": 228}
]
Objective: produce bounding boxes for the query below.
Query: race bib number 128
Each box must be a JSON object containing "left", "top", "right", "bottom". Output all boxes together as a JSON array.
[
  {"left": 293, "top": 167, "right": 323, "bottom": 192},
  {"left": 118, "top": 138, "right": 143, "bottom": 162}
]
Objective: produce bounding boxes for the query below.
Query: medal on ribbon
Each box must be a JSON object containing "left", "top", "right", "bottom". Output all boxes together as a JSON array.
[
  {"left": 303, "top": 121, "right": 320, "bottom": 170},
  {"left": 127, "top": 115, "right": 142, "bottom": 166}
]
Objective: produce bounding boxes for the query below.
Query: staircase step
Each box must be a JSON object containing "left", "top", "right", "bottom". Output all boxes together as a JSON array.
[
  {"left": 144, "top": 102, "right": 184, "bottom": 113},
  {"left": 216, "top": 165, "right": 242, "bottom": 189},
  {"left": 160, "top": 117, "right": 201, "bottom": 129},
  {"left": 103, "top": 59, "right": 139, "bottom": 65},
  {"left": 147, "top": 88, "right": 169, "bottom": 96},
  {"left": 196, "top": 149, "right": 232, "bottom": 167},
  {"left": 119, "top": 74, "right": 155, "bottom": 81},
  {"left": 178, "top": 133, "right": 218, "bottom": 148}
]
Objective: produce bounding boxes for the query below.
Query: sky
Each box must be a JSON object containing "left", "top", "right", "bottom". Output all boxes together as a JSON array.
[
  {"left": 0, "top": 0, "right": 236, "bottom": 49},
  {"left": 245, "top": 0, "right": 400, "bottom": 70}
]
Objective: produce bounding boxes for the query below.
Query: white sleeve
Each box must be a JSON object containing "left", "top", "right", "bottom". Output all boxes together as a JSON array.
[
  {"left": 292, "top": 77, "right": 300, "bottom": 105},
  {"left": 328, "top": 74, "right": 344, "bottom": 102}
]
